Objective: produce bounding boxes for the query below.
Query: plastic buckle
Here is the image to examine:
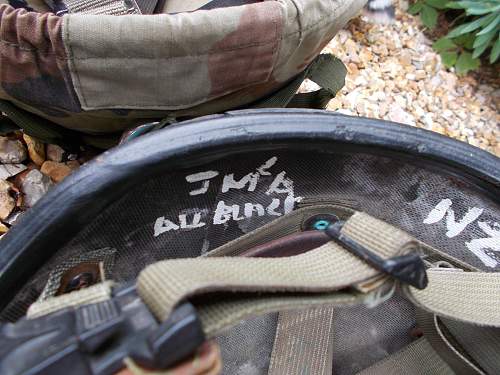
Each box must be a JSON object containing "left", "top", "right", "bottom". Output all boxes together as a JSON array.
[
  {"left": 149, "top": 302, "right": 205, "bottom": 369},
  {"left": 325, "top": 221, "right": 428, "bottom": 289},
  {"left": 0, "top": 284, "right": 205, "bottom": 375}
]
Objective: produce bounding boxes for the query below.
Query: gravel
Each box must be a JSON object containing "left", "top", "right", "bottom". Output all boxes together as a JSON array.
[{"left": 302, "top": 5, "right": 499, "bottom": 156}]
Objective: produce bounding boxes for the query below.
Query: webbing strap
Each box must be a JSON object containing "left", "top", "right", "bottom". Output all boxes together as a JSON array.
[
  {"left": 138, "top": 238, "right": 390, "bottom": 330},
  {"left": 268, "top": 307, "right": 334, "bottom": 375},
  {"left": 0, "top": 99, "right": 118, "bottom": 149},
  {"left": 407, "top": 269, "right": 500, "bottom": 327},
  {"left": 139, "top": 211, "right": 500, "bottom": 339},
  {"left": 58, "top": 0, "right": 142, "bottom": 14},
  {"left": 356, "top": 337, "right": 454, "bottom": 375},
  {"left": 199, "top": 293, "right": 358, "bottom": 338},
  {"left": 252, "top": 54, "right": 346, "bottom": 110},
  {"left": 26, "top": 281, "right": 114, "bottom": 319},
  {"left": 415, "top": 309, "right": 484, "bottom": 375},
  {"left": 0, "top": 100, "right": 71, "bottom": 146},
  {"left": 266, "top": 211, "right": 416, "bottom": 375},
  {"left": 443, "top": 318, "right": 500, "bottom": 374}
]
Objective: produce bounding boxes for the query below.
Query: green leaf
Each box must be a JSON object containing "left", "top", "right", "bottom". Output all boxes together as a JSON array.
[
  {"left": 408, "top": 1, "right": 424, "bottom": 14},
  {"left": 433, "top": 37, "right": 457, "bottom": 51},
  {"left": 447, "top": 0, "right": 499, "bottom": 12},
  {"left": 473, "top": 40, "right": 490, "bottom": 57},
  {"left": 473, "top": 28, "right": 497, "bottom": 48},
  {"left": 446, "top": 1, "right": 467, "bottom": 9},
  {"left": 425, "top": 0, "right": 448, "bottom": 9},
  {"left": 466, "top": 4, "right": 500, "bottom": 15},
  {"left": 455, "top": 52, "right": 480, "bottom": 74},
  {"left": 447, "top": 13, "right": 497, "bottom": 37},
  {"left": 453, "top": 33, "right": 476, "bottom": 48},
  {"left": 477, "top": 14, "right": 500, "bottom": 35},
  {"left": 490, "top": 38, "right": 500, "bottom": 62},
  {"left": 421, "top": 4, "right": 439, "bottom": 28},
  {"left": 440, "top": 50, "right": 459, "bottom": 66}
]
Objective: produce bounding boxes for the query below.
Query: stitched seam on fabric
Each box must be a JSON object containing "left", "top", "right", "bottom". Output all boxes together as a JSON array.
[
  {"left": 71, "top": 6, "right": 281, "bottom": 109},
  {"left": 69, "top": 37, "right": 278, "bottom": 59},
  {"left": 67, "top": 1, "right": 336, "bottom": 59},
  {"left": 63, "top": 15, "right": 89, "bottom": 108},
  {"left": 288, "top": 0, "right": 303, "bottom": 45},
  {"left": 0, "top": 40, "right": 68, "bottom": 58},
  {"left": 0, "top": 2, "right": 334, "bottom": 56},
  {"left": 280, "top": 0, "right": 342, "bottom": 39}
]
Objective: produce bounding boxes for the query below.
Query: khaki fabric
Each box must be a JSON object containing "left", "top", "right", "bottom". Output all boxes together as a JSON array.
[
  {"left": 26, "top": 281, "right": 114, "bottom": 318},
  {"left": 356, "top": 338, "right": 455, "bottom": 375},
  {"left": 0, "top": 0, "right": 363, "bottom": 133},
  {"left": 342, "top": 211, "right": 418, "bottom": 258},
  {"left": 63, "top": 2, "right": 284, "bottom": 110},
  {"left": 268, "top": 307, "right": 335, "bottom": 375},
  {"left": 137, "top": 240, "right": 390, "bottom": 321},
  {"left": 407, "top": 269, "right": 500, "bottom": 327},
  {"left": 199, "top": 292, "right": 359, "bottom": 338},
  {"left": 62, "top": 0, "right": 365, "bottom": 111}
]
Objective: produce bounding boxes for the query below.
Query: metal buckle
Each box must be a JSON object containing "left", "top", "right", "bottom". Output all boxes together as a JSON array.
[{"left": 325, "top": 221, "right": 428, "bottom": 290}]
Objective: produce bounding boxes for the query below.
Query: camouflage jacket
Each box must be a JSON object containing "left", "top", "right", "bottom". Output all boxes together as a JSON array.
[{"left": 0, "top": 0, "right": 365, "bottom": 137}]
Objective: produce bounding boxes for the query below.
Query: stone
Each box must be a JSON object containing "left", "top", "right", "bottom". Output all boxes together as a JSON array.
[
  {"left": 415, "top": 70, "right": 427, "bottom": 80},
  {"left": 327, "top": 98, "right": 342, "bottom": 111},
  {"left": 23, "top": 134, "right": 45, "bottom": 166},
  {"left": 41, "top": 161, "right": 72, "bottom": 182},
  {"left": 312, "top": 2, "right": 498, "bottom": 156},
  {"left": 347, "top": 62, "right": 359, "bottom": 76},
  {"left": 21, "top": 169, "right": 53, "bottom": 208},
  {"left": 46, "top": 144, "right": 65, "bottom": 162},
  {"left": 0, "top": 179, "right": 15, "bottom": 220},
  {"left": 0, "top": 163, "right": 27, "bottom": 180},
  {"left": 400, "top": 50, "right": 412, "bottom": 66},
  {"left": 388, "top": 105, "right": 416, "bottom": 126},
  {"left": 354, "top": 75, "right": 368, "bottom": 86},
  {"left": 0, "top": 137, "right": 27, "bottom": 163},
  {"left": 66, "top": 160, "right": 80, "bottom": 170},
  {"left": 0, "top": 222, "right": 8, "bottom": 235}
]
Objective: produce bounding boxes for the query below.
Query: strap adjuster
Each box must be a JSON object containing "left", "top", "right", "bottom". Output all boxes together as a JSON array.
[
  {"left": 325, "top": 221, "right": 428, "bottom": 290},
  {"left": 0, "top": 285, "right": 205, "bottom": 375}
]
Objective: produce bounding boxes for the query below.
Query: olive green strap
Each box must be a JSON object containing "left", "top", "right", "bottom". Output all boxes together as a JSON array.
[
  {"left": 0, "top": 100, "right": 118, "bottom": 149},
  {"left": 415, "top": 309, "right": 484, "bottom": 375},
  {"left": 0, "top": 100, "right": 72, "bottom": 145},
  {"left": 443, "top": 318, "right": 500, "bottom": 374},
  {"left": 356, "top": 338, "right": 454, "bottom": 375},
  {"left": 288, "top": 54, "right": 347, "bottom": 109},
  {"left": 252, "top": 54, "right": 346, "bottom": 110}
]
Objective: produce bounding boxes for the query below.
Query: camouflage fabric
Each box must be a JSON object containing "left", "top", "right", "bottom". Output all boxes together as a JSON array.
[{"left": 0, "top": 0, "right": 366, "bottom": 135}]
